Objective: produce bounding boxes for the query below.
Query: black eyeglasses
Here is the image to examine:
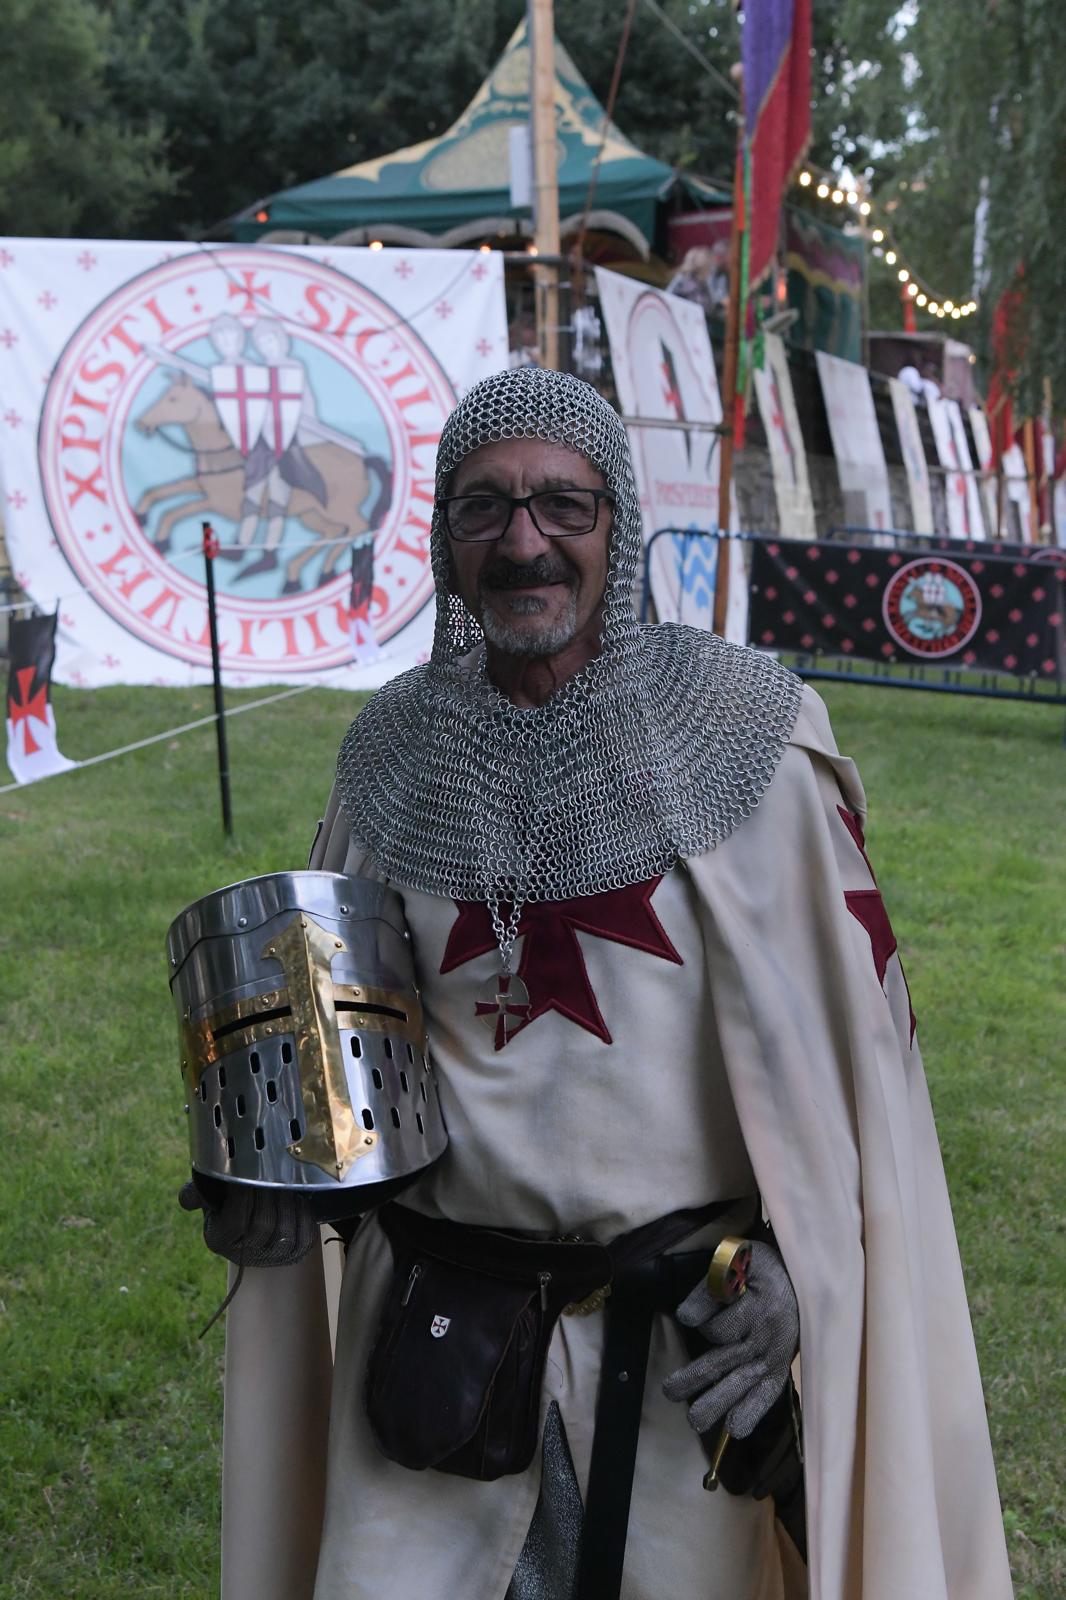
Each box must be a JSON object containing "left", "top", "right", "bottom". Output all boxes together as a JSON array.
[{"left": 437, "top": 488, "right": 615, "bottom": 542}]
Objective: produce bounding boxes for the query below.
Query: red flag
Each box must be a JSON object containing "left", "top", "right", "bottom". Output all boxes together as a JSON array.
[
  {"left": 987, "top": 274, "right": 1024, "bottom": 467},
  {"left": 742, "top": 0, "right": 812, "bottom": 290}
]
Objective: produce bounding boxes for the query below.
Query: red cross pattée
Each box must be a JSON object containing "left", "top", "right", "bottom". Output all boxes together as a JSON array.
[
  {"left": 443, "top": 876, "right": 683, "bottom": 1051},
  {"left": 474, "top": 973, "right": 532, "bottom": 1051},
  {"left": 227, "top": 270, "right": 272, "bottom": 314},
  {"left": 8, "top": 667, "right": 48, "bottom": 755}
]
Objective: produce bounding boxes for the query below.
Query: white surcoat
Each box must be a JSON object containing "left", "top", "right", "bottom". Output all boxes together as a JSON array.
[{"left": 218, "top": 686, "right": 1013, "bottom": 1600}]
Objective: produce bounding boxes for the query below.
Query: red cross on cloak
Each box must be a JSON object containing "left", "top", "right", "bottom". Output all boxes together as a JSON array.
[
  {"left": 8, "top": 667, "right": 48, "bottom": 755},
  {"left": 441, "top": 876, "right": 683, "bottom": 1050},
  {"left": 837, "top": 806, "right": 917, "bottom": 1043}
]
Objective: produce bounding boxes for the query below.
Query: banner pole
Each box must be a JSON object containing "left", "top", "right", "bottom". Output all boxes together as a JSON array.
[
  {"left": 202, "top": 521, "right": 233, "bottom": 837},
  {"left": 713, "top": 98, "right": 746, "bottom": 638},
  {"left": 529, "top": 0, "right": 561, "bottom": 369}
]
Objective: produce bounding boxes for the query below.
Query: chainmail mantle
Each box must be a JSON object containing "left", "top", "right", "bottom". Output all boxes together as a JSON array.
[{"left": 337, "top": 367, "right": 802, "bottom": 909}]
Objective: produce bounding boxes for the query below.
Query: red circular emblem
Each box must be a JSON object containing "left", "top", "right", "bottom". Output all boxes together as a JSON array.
[
  {"left": 39, "top": 248, "right": 453, "bottom": 674},
  {"left": 882, "top": 557, "right": 982, "bottom": 658}
]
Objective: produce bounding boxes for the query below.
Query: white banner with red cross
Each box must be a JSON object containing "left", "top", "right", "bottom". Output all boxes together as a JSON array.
[
  {"left": 815, "top": 350, "right": 893, "bottom": 534},
  {"left": 594, "top": 265, "right": 747, "bottom": 644},
  {"left": 0, "top": 240, "right": 508, "bottom": 687},
  {"left": 753, "top": 331, "right": 816, "bottom": 541},
  {"left": 927, "top": 394, "right": 988, "bottom": 542}
]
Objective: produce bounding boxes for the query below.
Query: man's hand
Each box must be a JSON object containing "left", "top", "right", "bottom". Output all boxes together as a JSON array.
[
  {"left": 179, "top": 1172, "right": 318, "bottom": 1269},
  {"left": 662, "top": 1241, "right": 799, "bottom": 1438}
]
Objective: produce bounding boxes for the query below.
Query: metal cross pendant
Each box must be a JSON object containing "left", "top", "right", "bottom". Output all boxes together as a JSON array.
[{"left": 475, "top": 971, "right": 531, "bottom": 1049}]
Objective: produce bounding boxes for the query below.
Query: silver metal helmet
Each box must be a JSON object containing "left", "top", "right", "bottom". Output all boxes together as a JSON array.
[{"left": 166, "top": 872, "right": 446, "bottom": 1215}]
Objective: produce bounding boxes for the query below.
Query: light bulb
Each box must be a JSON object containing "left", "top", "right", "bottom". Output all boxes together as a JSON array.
[
  {"left": 872, "top": 228, "right": 884, "bottom": 242},
  {"left": 929, "top": 303, "right": 939, "bottom": 314},
  {"left": 368, "top": 239, "right": 384, "bottom": 250},
  {"left": 951, "top": 308, "right": 961, "bottom": 319},
  {"left": 846, "top": 190, "right": 858, "bottom": 205},
  {"left": 943, "top": 299, "right": 954, "bottom": 311},
  {"left": 898, "top": 268, "right": 909, "bottom": 282},
  {"left": 831, "top": 189, "right": 844, "bottom": 204},
  {"left": 907, "top": 282, "right": 918, "bottom": 296},
  {"left": 799, "top": 171, "right": 812, "bottom": 187},
  {"left": 916, "top": 293, "right": 927, "bottom": 307},
  {"left": 859, "top": 201, "right": 872, "bottom": 216},
  {"left": 817, "top": 182, "right": 830, "bottom": 198},
  {"left": 885, "top": 250, "right": 897, "bottom": 265}
]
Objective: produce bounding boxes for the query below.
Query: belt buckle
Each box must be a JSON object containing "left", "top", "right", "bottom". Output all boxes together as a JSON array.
[{"left": 563, "top": 1283, "right": 612, "bottom": 1317}]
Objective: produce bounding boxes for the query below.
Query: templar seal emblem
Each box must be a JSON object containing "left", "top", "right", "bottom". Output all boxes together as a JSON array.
[
  {"left": 882, "top": 557, "right": 982, "bottom": 658},
  {"left": 38, "top": 248, "right": 455, "bottom": 675}
]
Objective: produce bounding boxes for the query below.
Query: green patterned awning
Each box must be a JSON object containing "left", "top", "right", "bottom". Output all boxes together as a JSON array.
[{"left": 233, "top": 20, "right": 725, "bottom": 248}]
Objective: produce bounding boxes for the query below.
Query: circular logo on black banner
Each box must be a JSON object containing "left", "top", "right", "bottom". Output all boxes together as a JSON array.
[{"left": 882, "top": 557, "right": 982, "bottom": 658}]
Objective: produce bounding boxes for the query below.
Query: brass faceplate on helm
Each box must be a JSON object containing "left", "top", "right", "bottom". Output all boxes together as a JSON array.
[{"left": 258, "top": 911, "right": 377, "bottom": 1180}]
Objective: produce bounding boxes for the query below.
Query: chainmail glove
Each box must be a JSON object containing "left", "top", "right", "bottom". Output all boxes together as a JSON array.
[
  {"left": 662, "top": 1241, "right": 799, "bottom": 1439},
  {"left": 179, "top": 1172, "right": 318, "bottom": 1269}
]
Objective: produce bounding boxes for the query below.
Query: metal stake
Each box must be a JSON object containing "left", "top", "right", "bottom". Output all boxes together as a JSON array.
[{"left": 202, "top": 521, "right": 233, "bottom": 837}]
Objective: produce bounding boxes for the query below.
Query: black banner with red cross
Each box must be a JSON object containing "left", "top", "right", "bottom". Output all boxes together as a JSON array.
[
  {"left": 5, "top": 611, "right": 75, "bottom": 783},
  {"left": 748, "top": 538, "right": 1066, "bottom": 678}
]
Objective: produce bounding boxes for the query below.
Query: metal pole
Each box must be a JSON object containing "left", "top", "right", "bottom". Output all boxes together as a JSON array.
[
  {"left": 202, "top": 521, "right": 233, "bottom": 837},
  {"left": 529, "top": 0, "right": 561, "bottom": 369}
]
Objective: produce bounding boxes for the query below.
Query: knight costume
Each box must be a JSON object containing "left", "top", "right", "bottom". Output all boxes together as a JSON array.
[{"left": 216, "top": 367, "right": 1012, "bottom": 1600}]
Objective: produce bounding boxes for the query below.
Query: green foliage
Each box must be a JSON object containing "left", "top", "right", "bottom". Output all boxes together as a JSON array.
[
  {"left": 0, "top": 0, "right": 172, "bottom": 237},
  {"left": 804, "top": 0, "right": 1066, "bottom": 405},
  {"left": 0, "top": 682, "right": 1063, "bottom": 1595}
]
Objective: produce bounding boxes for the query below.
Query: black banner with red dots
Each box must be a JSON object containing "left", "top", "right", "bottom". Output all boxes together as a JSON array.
[{"left": 748, "top": 538, "right": 1066, "bottom": 679}]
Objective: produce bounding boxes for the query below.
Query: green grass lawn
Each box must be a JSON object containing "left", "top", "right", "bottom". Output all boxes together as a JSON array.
[{"left": 1, "top": 680, "right": 1063, "bottom": 1597}]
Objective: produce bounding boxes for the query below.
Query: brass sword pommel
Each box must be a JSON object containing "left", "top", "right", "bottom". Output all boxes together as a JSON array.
[{"left": 703, "top": 1235, "right": 753, "bottom": 1491}]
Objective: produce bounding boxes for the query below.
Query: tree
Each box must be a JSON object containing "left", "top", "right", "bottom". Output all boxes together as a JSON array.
[{"left": 0, "top": 0, "right": 171, "bottom": 237}]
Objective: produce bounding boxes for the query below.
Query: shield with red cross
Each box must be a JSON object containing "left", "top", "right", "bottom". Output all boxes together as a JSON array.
[{"left": 211, "top": 362, "right": 270, "bottom": 456}]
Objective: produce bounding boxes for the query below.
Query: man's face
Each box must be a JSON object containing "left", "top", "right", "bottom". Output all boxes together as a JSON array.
[{"left": 445, "top": 438, "right": 611, "bottom": 660}]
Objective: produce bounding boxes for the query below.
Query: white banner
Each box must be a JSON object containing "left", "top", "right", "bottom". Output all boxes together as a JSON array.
[
  {"left": 967, "top": 405, "right": 1000, "bottom": 536},
  {"left": 1001, "top": 443, "right": 1032, "bottom": 542},
  {"left": 888, "top": 377, "right": 935, "bottom": 535},
  {"left": 927, "top": 395, "right": 986, "bottom": 540},
  {"left": 594, "top": 266, "right": 745, "bottom": 641},
  {"left": 753, "top": 332, "right": 816, "bottom": 540},
  {"left": 0, "top": 239, "right": 508, "bottom": 686},
  {"left": 815, "top": 351, "right": 893, "bottom": 532}
]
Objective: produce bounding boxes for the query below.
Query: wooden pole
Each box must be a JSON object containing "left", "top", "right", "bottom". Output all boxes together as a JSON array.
[
  {"left": 712, "top": 115, "right": 746, "bottom": 638},
  {"left": 529, "top": 0, "right": 560, "bottom": 369}
]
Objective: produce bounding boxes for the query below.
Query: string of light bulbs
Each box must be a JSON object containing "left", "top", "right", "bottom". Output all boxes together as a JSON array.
[{"left": 794, "top": 166, "right": 978, "bottom": 323}]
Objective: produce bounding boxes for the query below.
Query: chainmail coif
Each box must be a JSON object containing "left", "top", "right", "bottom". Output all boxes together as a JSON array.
[{"left": 337, "top": 366, "right": 802, "bottom": 910}]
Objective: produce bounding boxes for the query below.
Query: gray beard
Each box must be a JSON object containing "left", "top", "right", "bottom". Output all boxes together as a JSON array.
[{"left": 479, "top": 589, "right": 579, "bottom": 657}]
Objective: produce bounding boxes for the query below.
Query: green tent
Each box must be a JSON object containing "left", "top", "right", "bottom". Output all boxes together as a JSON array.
[{"left": 233, "top": 20, "right": 724, "bottom": 255}]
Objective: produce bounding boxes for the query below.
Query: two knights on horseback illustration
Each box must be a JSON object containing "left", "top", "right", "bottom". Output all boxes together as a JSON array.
[{"left": 141, "top": 314, "right": 390, "bottom": 599}]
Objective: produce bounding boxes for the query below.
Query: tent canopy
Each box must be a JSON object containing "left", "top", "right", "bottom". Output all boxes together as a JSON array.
[{"left": 233, "top": 21, "right": 725, "bottom": 251}]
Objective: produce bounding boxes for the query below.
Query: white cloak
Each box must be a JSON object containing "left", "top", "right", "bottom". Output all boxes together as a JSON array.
[{"left": 216, "top": 685, "right": 1013, "bottom": 1600}]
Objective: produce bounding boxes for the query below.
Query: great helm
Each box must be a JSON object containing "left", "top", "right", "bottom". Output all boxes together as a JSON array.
[{"left": 166, "top": 872, "right": 446, "bottom": 1218}]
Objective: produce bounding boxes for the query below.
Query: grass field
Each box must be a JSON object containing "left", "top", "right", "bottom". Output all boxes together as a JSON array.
[{"left": 1, "top": 680, "right": 1063, "bottom": 1598}]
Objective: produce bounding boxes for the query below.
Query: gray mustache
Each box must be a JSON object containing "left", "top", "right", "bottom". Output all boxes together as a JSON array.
[{"left": 481, "top": 556, "right": 575, "bottom": 590}]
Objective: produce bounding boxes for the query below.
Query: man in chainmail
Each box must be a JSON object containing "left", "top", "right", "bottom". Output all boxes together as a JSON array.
[{"left": 189, "top": 368, "right": 1011, "bottom": 1600}]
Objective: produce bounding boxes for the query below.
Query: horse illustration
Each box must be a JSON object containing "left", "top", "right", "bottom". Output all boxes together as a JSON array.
[{"left": 133, "top": 373, "right": 391, "bottom": 594}]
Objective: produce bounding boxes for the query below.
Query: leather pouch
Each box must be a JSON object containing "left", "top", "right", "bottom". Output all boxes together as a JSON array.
[{"left": 365, "top": 1204, "right": 612, "bottom": 1481}]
